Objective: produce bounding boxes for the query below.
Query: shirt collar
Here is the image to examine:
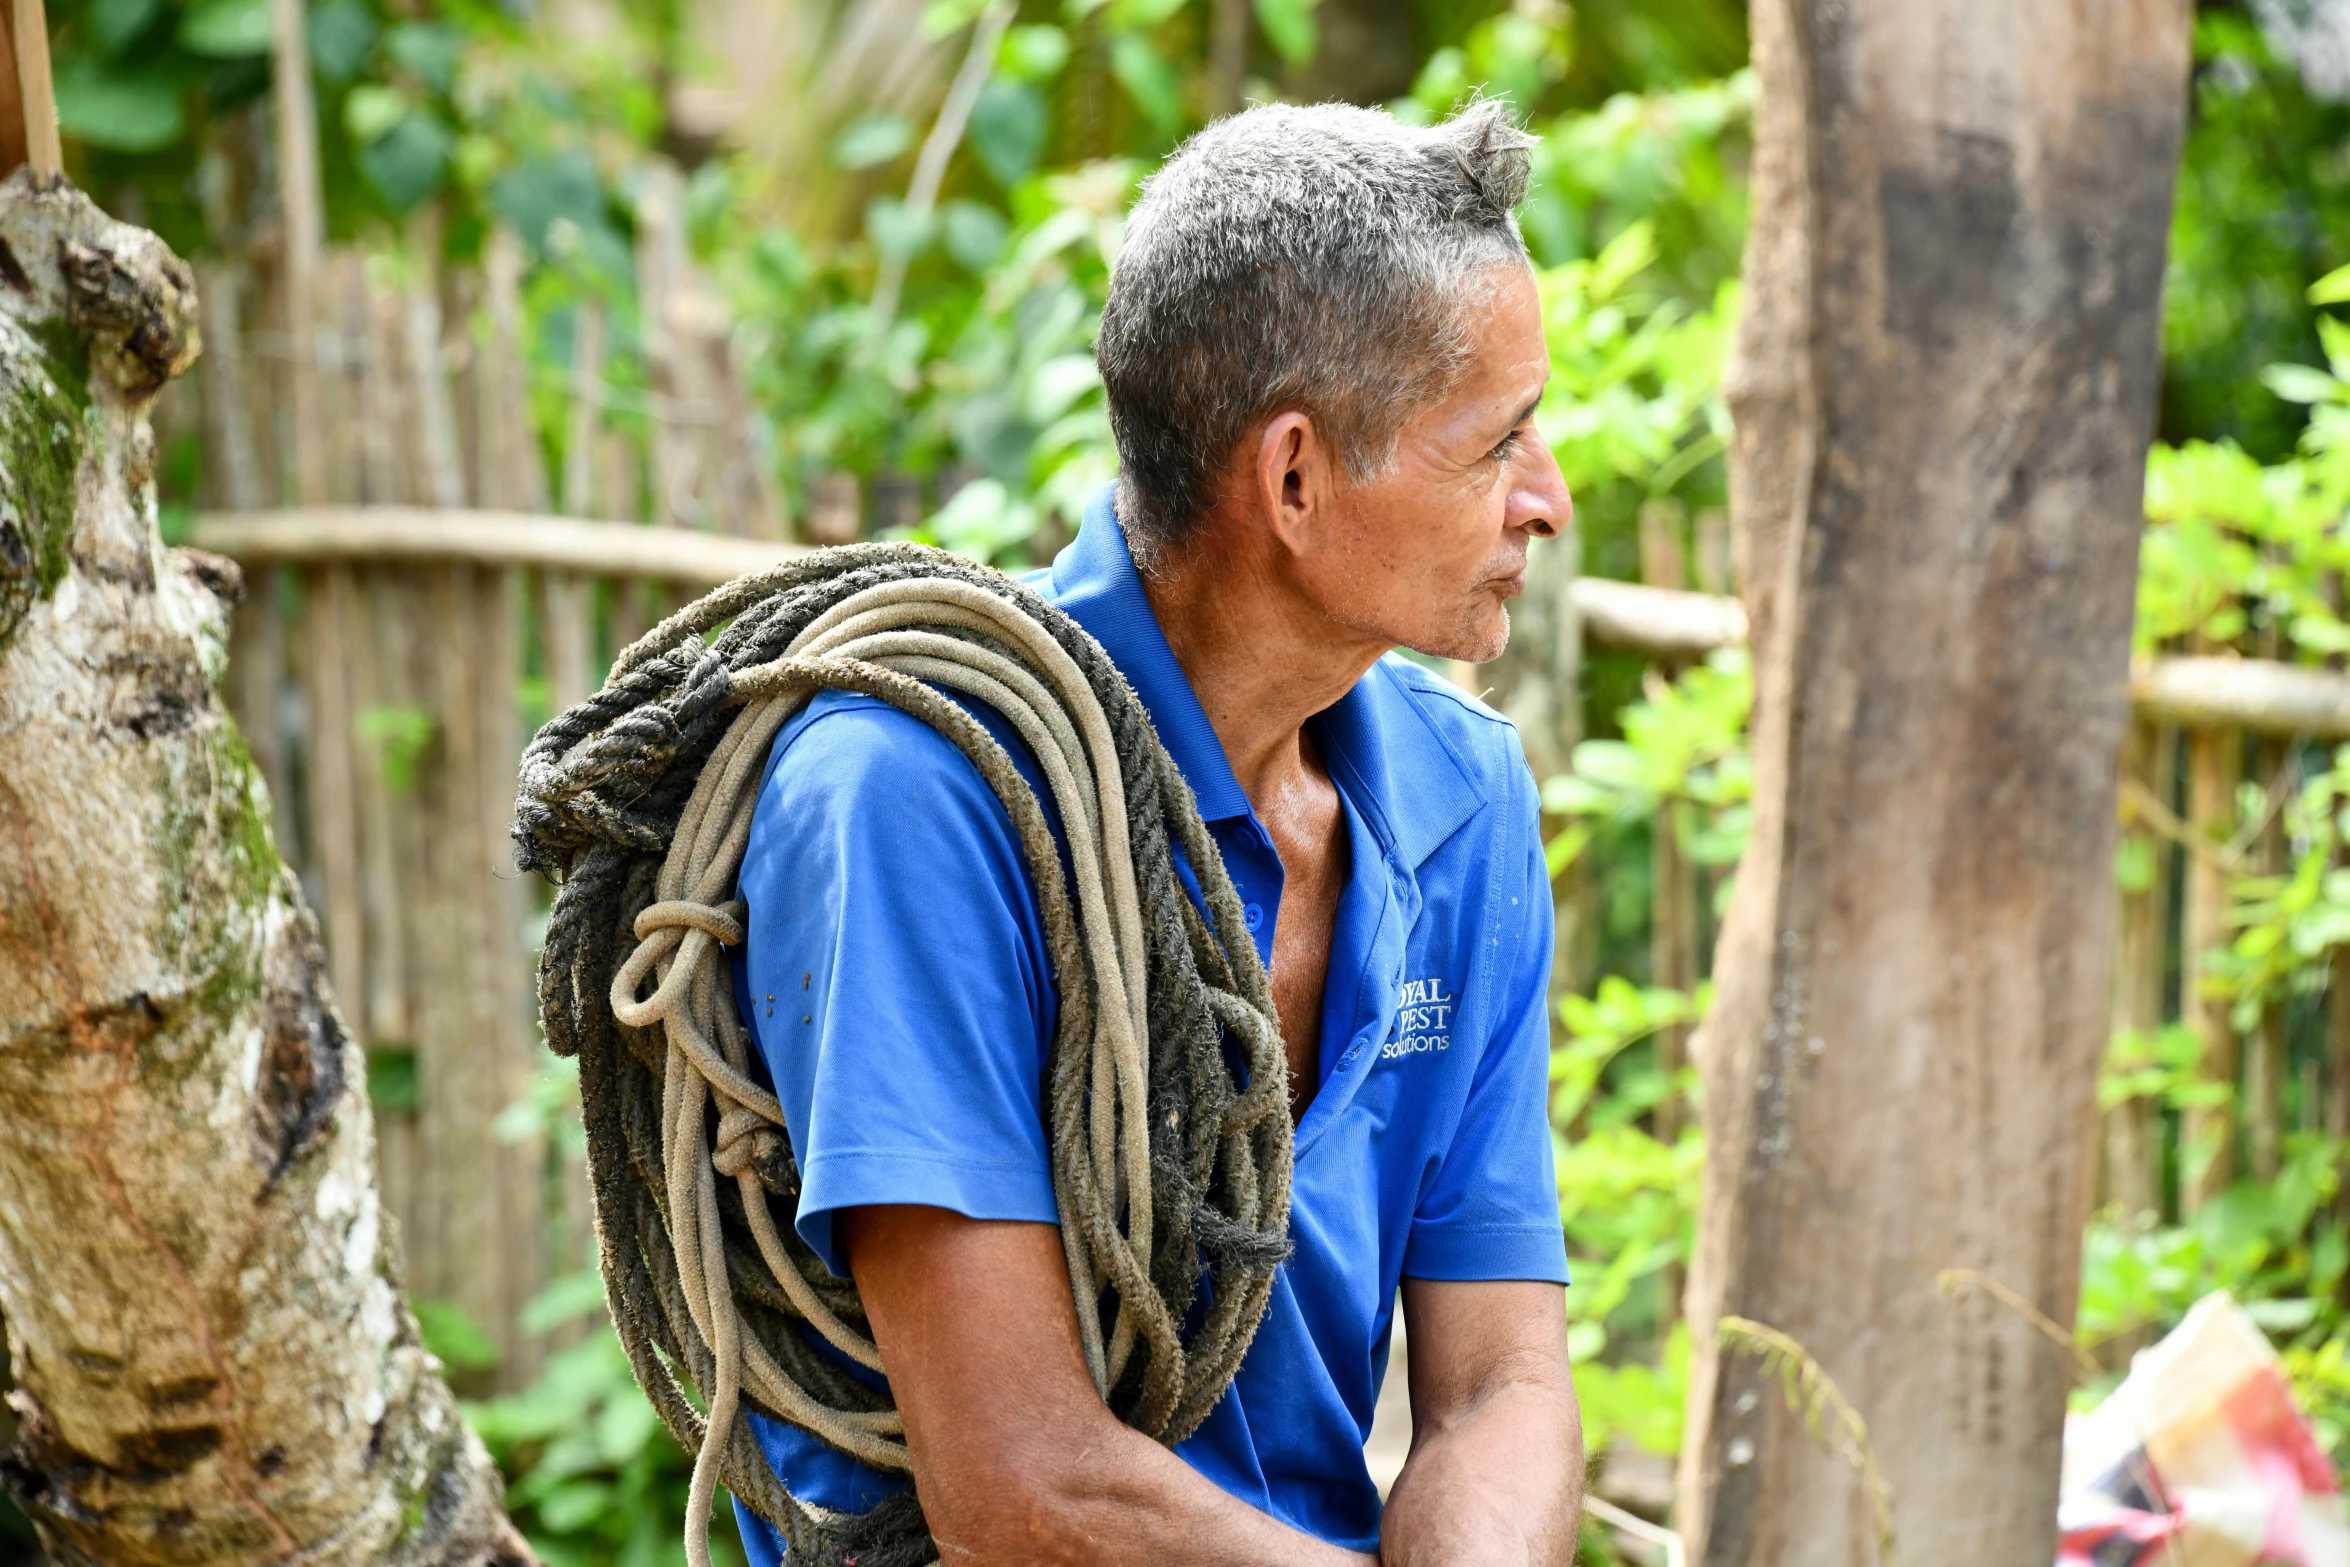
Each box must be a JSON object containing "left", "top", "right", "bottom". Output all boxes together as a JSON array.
[{"left": 1049, "top": 486, "right": 1254, "bottom": 823}]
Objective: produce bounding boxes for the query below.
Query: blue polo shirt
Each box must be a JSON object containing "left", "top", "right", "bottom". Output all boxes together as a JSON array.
[{"left": 726, "top": 486, "right": 1567, "bottom": 1561}]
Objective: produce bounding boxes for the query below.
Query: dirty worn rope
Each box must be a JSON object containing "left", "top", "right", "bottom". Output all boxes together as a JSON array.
[{"left": 513, "top": 544, "right": 1294, "bottom": 1567}]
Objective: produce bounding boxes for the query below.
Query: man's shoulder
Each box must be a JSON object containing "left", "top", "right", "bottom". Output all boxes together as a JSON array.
[{"left": 761, "top": 688, "right": 1033, "bottom": 829}]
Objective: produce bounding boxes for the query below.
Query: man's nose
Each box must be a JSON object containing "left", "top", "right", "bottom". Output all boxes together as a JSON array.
[{"left": 1511, "top": 466, "right": 1572, "bottom": 540}]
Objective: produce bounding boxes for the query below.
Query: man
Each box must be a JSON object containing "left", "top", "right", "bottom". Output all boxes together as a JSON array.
[{"left": 730, "top": 98, "right": 1582, "bottom": 1564}]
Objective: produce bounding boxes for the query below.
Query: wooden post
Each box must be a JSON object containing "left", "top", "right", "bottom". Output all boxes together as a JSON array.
[
  {"left": 2248, "top": 738, "right": 2291, "bottom": 1183},
  {"left": 0, "top": 0, "right": 30, "bottom": 174},
  {"left": 1677, "top": 2, "right": 2194, "bottom": 1562},
  {"left": 635, "top": 160, "right": 690, "bottom": 531},
  {"left": 1640, "top": 502, "right": 1697, "bottom": 1332},
  {"left": 270, "top": 0, "right": 328, "bottom": 505},
  {"left": 1206, "top": 0, "right": 1250, "bottom": 119},
  {"left": 402, "top": 225, "right": 468, "bottom": 512},
  {"left": 301, "top": 566, "right": 367, "bottom": 1024},
  {"left": 2332, "top": 944, "right": 2350, "bottom": 1280},
  {"left": 8, "top": 0, "right": 57, "bottom": 176},
  {"left": 561, "top": 301, "right": 606, "bottom": 520},
  {"left": 2180, "top": 723, "right": 2241, "bottom": 1214},
  {"left": 475, "top": 565, "right": 546, "bottom": 1384},
  {"left": 1639, "top": 502, "right": 1699, "bottom": 1106},
  {"left": 2104, "top": 721, "right": 2172, "bottom": 1223},
  {"left": 359, "top": 270, "right": 410, "bottom": 507},
  {"left": 481, "top": 226, "right": 548, "bottom": 514}
]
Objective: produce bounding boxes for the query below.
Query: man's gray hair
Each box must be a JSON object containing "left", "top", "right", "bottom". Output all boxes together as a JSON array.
[{"left": 1097, "top": 99, "right": 1535, "bottom": 564}]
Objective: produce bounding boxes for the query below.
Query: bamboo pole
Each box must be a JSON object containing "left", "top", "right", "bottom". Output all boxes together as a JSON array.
[
  {"left": 349, "top": 571, "right": 412, "bottom": 1049},
  {"left": 270, "top": 0, "right": 328, "bottom": 504},
  {"left": 1639, "top": 504, "right": 1699, "bottom": 1133},
  {"left": 359, "top": 274, "right": 410, "bottom": 506},
  {"left": 481, "top": 226, "right": 547, "bottom": 514},
  {"left": 301, "top": 566, "right": 366, "bottom": 1023},
  {"left": 2103, "top": 721, "right": 2172, "bottom": 1222},
  {"left": 635, "top": 161, "right": 689, "bottom": 531},
  {"left": 10, "top": 0, "right": 57, "bottom": 176},
  {"left": 402, "top": 230, "right": 467, "bottom": 513},
  {"left": 2331, "top": 945, "right": 2350, "bottom": 1282},
  {"left": 2181, "top": 724, "right": 2242, "bottom": 1214},
  {"left": 476, "top": 565, "right": 545, "bottom": 1385},
  {"left": 2249, "top": 739, "right": 2291, "bottom": 1183},
  {"left": 0, "top": 0, "right": 29, "bottom": 175},
  {"left": 560, "top": 301, "right": 606, "bottom": 520}
]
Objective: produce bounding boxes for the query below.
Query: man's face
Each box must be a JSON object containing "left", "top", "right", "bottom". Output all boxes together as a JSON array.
[{"left": 1289, "top": 263, "right": 1569, "bottom": 665}]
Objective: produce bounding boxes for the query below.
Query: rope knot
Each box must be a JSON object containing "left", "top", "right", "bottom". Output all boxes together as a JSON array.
[
  {"left": 634, "top": 897, "right": 747, "bottom": 947},
  {"left": 712, "top": 1103, "right": 785, "bottom": 1182}
]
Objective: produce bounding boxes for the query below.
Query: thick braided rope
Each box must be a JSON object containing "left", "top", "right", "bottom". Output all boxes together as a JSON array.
[{"left": 514, "top": 544, "right": 1294, "bottom": 1567}]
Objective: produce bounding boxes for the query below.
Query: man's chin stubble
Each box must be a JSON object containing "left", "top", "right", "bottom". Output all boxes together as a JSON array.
[{"left": 1405, "top": 602, "right": 1511, "bottom": 667}]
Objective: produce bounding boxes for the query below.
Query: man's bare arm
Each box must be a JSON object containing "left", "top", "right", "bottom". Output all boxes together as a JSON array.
[
  {"left": 841, "top": 1204, "right": 1378, "bottom": 1567},
  {"left": 1379, "top": 1278, "right": 1584, "bottom": 1566}
]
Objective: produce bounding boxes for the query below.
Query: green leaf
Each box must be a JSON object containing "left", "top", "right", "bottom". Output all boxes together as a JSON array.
[
  {"left": 177, "top": 0, "right": 273, "bottom": 57},
  {"left": 919, "top": 0, "right": 993, "bottom": 37},
  {"left": 969, "top": 78, "right": 1047, "bottom": 186},
  {"left": 356, "top": 113, "right": 453, "bottom": 212},
  {"left": 1109, "top": 33, "right": 1183, "bottom": 134},
  {"left": 1255, "top": 0, "right": 1318, "bottom": 65},
  {"left": 384, "top": 22, "right": 462, "bottom": 94},
  {"left": 413, "top": 1299, "right": 501, "bottom": 1371},
  {"left": 832, "top": 111, "right": 916, "bottom": 170},
  {"left": 307, "top": 0, "right": 375, "bottom": 81},
  {"left": 87, "top": 0, "right": 163, "bottom": 55},
  {"left": 54, "top": 60, "right": 183, "bottom": 152},
  {"left": 343, "top": 83, "right": 410, "bottom": 145},
  {"left": 521, "top": 1269, "right": 610, "bottom": 1335},
  {"left": 2311, "top": 262, "right": 2350, "bottom": 307},
  {"left": 864, "top": 195, "right": 936, "bottom": 261},
  {"left": 1108, "top": 0, "right": 1189, "bottom": 24},
  {"left": 941, "top": 199, "right": 1010, "bottom": 271},
  {"left": 2261, "top": 363, "right": 2345, "bottom": 406},
  {"left": 1000, "top": 23, "right": 1071, "bottom": 80},
  {"left": 490, "top": 150, "right": 607, "bottom": 255},
  {"left": 365, "top": 1045, "right": 420, "bottom": 1113}
]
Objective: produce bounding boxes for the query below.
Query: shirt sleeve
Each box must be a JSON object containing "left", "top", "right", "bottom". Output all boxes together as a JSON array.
[
  {"left": 1401, "top": 757, "right": 1570, "bottom": 1285},
  {"left": 733, "top": 688, "right": 1063, "bottom": 1280}
]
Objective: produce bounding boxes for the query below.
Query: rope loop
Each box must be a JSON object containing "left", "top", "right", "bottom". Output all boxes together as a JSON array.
[{"left": 516, "top": 545, "right": 1293, "bottom": 1567}]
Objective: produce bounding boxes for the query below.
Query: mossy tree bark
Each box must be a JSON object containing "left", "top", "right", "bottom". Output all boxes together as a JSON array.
[
  {"left": 1678, "top": 2, "right": 2194, "bottom": 1563},
  {"left": 0, "top": 173, "right": 532, "bottom": 1566}
]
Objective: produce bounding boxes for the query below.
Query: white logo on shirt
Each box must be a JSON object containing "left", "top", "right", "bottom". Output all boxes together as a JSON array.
[{"left": 1382, "top": 976, "right": 1455, "bottom": 1060}]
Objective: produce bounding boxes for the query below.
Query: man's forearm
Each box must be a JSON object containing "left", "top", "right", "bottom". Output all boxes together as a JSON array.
[
  {"left": 1378, "top": 1379, "right": 1584, "bottom": 1567},
  {"left": 929, "top": 1414, "right": 1373, "bottom": 1567}
]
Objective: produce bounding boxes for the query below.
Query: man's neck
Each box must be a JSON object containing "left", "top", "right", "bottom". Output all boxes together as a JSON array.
[{"left": 1138, "top": 520, "right": 1387, "bottom": 804}]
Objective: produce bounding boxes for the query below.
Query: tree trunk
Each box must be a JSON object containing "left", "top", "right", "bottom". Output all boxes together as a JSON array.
[
  {"left": 1677, "top": 2, "right": 2192, "bottom": 1563},
  {"left": 0, "top": 175, "right": 531, "bottom": 1566}
]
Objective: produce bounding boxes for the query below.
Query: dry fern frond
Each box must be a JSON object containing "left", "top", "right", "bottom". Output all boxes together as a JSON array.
[
  {"left": 1717, "top": 1315, "right": 1897, "bottom": 1567},
  {"left": 1937, "top": 1268, "right": 2099, "bottom": 1384}
]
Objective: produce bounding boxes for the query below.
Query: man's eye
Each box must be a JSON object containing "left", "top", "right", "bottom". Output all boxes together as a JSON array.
[{"left": 1489, "top": 429, "right": 1523, "bottom": 462}]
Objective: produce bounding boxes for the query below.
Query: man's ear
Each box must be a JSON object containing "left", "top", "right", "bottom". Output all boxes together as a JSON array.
[{"left": 1253, "top": 410, "right": 1329, "bottom": 559}]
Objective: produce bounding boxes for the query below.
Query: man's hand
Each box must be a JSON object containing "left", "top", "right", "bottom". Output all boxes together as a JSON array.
[
  {"left": 842, "top": 1204, "right": 1378, "bottom": 1567},
  {"left": 1380, "top": 1278, "right": 1584, "bottom": 1566}
]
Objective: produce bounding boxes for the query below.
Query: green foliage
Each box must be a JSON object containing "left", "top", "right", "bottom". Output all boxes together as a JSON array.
[
  {"left": 470, "top": 1276, "right": 747, "bottom": 1567},
  {"left": 2162, "top": 13, "right": 2350, "bottom": 461}
]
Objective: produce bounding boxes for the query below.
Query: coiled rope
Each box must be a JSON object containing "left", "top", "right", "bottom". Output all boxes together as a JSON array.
[{"left": 513, "top": 544, "right": 1294, "bottom": 1567}]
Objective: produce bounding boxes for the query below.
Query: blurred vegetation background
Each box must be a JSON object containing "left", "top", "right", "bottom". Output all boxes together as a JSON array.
[{"left": 3, "top": 0, "right": 2347, "bottom": 1561}]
